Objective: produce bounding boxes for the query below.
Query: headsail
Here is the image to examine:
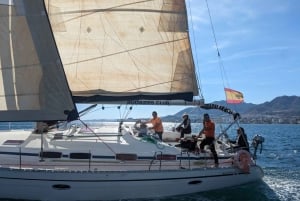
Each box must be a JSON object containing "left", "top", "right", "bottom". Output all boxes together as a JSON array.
[
  {"left": 45, "top": 0, "right": 200, "bottom": 104},
  {"left": 0, "top": 0, "right": 78, "bottom": 121}
]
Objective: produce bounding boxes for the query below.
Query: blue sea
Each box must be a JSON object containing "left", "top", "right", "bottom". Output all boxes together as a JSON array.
[{"left": 0, "top": 123, "right": 299, "bottom": 201}]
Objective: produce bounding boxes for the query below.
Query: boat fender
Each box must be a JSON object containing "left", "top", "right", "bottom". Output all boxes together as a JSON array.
[{"left": 234, "top": 150, "right": 251, "bottom": 173}]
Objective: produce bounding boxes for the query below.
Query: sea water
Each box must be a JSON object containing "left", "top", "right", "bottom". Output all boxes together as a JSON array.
[{"left": 0, "top": 123, "right": 299, "bottom": 201}]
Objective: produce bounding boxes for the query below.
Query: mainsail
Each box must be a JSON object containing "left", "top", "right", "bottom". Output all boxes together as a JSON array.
[
  {"left": 45, "top": 0, "right": 200, "bottom": 105},
  {"left": 0, "top": 1, "right": 78, "bottom": 121}
]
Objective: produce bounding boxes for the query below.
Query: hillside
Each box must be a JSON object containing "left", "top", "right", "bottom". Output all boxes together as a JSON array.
[
  {"left": 246, "top": 96, "right": 300, "bottom": 117},
  {"left": 162, "top": 96, "right": 300, "bottom": 124}
]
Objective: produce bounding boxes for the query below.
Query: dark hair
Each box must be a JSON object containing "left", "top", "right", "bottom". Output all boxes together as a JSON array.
[
  {"left": 204, "top": 113, "right": 209, "bottom": 117},
  {"left": 152, "top": 111, "right": 157, "bottom": 115},
  {"left": 238, "top": 127, "right": 245, "bottom": 134}
]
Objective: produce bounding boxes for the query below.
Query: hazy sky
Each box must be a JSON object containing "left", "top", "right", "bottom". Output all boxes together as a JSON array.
[{"left": 79, "top": 0, "right": 300, "bottom": 120}]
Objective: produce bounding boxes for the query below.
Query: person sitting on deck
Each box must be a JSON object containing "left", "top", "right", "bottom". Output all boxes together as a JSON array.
[
  {"left": 176, "top": 113, "right": 192, "bottom": 138},
  {"left": 229, "top": 127, "right": 250, "bottom": 152},
  {"left": 133, "top": 120, "right": 148, "bottom": 137}
]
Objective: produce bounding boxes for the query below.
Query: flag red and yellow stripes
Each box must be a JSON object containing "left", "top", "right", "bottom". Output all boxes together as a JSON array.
[{"left": 224, "top": 88, "right": 244, "bottom": 104}]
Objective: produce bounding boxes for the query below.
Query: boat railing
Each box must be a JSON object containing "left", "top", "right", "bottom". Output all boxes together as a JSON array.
[
  {"left": 7, "top": 148, "right": 194, "bottom": 172},
  {"left": 148, "top": 151, "right": 192, "bottom": 171},
  {"left": 180, "top": 150, "right": 191, "bottom": 169},
  {"left": 18, "top": 147, "right": 22, "bottom": 169},
  {"left": 148, "top": 151, "right": 163, "bottom": 171}
]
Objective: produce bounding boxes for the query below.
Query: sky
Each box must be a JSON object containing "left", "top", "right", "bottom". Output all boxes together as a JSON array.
[{"left": 80, "top": 0, "right": 300, "bottom": 120}]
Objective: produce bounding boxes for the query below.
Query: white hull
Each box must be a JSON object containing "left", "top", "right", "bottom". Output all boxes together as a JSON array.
[
  {"left": 0, "top": 125, "right": 263, "bottom": 200},
  {"left": 0, "top": 165, "right": 263, "bottom": 201}
]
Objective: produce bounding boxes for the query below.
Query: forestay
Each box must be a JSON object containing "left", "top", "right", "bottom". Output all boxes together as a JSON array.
[{"left": 45, "top": 0, "right": 200, "bottom": 104}]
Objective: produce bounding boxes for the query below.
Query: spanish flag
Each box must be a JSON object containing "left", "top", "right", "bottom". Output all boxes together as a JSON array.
[{"left": 224, "top": 88, "right": 244, "bottom": 104}]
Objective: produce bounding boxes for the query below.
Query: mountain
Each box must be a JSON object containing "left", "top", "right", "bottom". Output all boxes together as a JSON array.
[
  {"left": 246, "top": 96, "right": 300, "bottom": 117},
  {"left": 162, "top": 96, "right": 300, "bottom": 124}
]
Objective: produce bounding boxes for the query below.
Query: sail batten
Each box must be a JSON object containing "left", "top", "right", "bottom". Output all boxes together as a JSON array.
[{"left": 46, "top": 0, "right": 199, "bottom": 104}]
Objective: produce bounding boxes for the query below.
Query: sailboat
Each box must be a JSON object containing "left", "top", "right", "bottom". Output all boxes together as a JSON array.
[{"left": 0, "top": 0, "right": 264, "bottom": 200}]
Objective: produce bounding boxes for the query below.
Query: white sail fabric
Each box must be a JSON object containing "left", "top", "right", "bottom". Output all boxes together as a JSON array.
[
  {"left": 0, "top": 1, "right": 77, "bottom": 121},
  {"left": 45, "top": 0, "right": 199, "bottom": 103}
]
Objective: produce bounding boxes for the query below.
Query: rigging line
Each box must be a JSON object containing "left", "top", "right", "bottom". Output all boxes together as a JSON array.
[
  {"left": 205, "top": 1, "right": 240, "bottom": 113},
  {"left": 78, "top": 119, "right": 116, "bottom": 154},
  {"left": 122, "top": 105, "right": 133, "bottom": 120},
  {"left": 84, "top": 105, "right": 121, "bottom": 116},
  {"left": 205, "top": 0, "right": 230, "bottom": 90},
  {"left": 79, "top": 107, "right": 102, "bottom": 118},
  {"left": 122, "top": 105, "right": 128, "bottom": 120},
  {"left": 118, "top": 105, "right": 131, "bottom": 121},
  {"left": 187, "top": 0, "right": 204, "bottom": 100},
  {"left": 118, "top": 105, "right": 122, "bottom": 120}
]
